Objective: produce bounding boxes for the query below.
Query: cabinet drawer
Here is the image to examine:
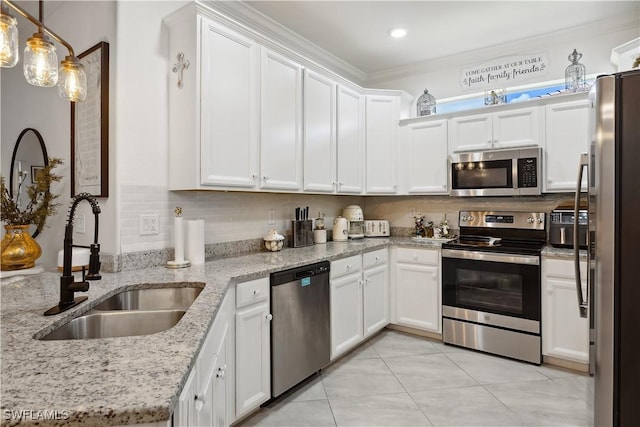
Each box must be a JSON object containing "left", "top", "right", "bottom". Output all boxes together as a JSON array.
[
  {"left": 363, "top": 248, "right": 388, "bottom": 269},
  {"left": 396, "top": 247, "right": 439, "bottom": 265},
  {"left": 331, "top": 255, "right": 362, "bottom": 279},
  {"left": 237, "top": 277, "right": 269, "bottom": 308},
  {"left": 543, "top": 258, "right": 587, "bottom": 278}
]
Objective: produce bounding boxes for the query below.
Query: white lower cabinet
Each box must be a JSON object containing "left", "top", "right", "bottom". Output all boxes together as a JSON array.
[
  {"left": 330, "top": 248, "right": 389, "bottom": 359},
  {"left": 174, "top": 291, "right": 235, "bottom": 427},
  {"left": 391, "top": 247, "right": 441, "bottom": 334},
  {"left": 542, "top": 257, "right": 589, "bottom": 363},
  {"left": 174, "top": 367, "right": 197, "bottom": 427},
  {"left": 235, "top": 277, "right": 271, "bottom": 419}
]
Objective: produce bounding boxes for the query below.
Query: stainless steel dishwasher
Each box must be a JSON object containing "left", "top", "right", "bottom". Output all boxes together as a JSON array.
[{"left": 270, "top": 261, "right": 330, "bottom": 397}]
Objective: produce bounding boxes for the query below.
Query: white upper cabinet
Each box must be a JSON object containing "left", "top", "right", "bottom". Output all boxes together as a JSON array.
[
  {"left": 260, "top": 49, "right": 303, "bottom": 191},
  {"left": 543, "top": 97, "right": 590, "bottom": 192},
  {"left": 399, "top": 119, "right": 449, "bottom": 194},
  {"left": 200, "top": 19, "right": 260, "bottom": 188},
  {"left": 448, "top": 106, "right": 541, "bottom": 153},
  {"left": 336, "top": 85, "right": 365, "bottom": 194},
  {"left": 365, "top": 95, "right": 399, "bottom": 194},
  {"left": 303, "top": 70, "right": 337, "bottom": 192},
  {"left": 166, "top": 9, "right": 260, "bottom": 191}
]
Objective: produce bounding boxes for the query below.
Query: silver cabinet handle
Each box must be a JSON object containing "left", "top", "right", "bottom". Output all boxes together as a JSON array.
[
  {"left": 266, "top": 313, "right": 273, "bottom": 321},
  {"left": 574, "top": 153, "right": 588, "bottom": 318}
]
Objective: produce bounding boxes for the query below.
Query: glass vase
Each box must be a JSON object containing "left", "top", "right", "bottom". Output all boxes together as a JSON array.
[{"left": 1, "top": 225, "right": 42, "bottom": 271}]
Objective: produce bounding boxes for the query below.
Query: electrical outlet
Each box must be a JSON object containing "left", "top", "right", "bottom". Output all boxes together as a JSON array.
[
  {"left": 408, "top": 207, "right": 416, "bottom": 218},
  {"left": 75, "top": 214, "right": 86, "bottom": 234},
  {"left": 268, "top": 209, "right": 276, "bottom": 225},
  {"left": 140, "top": 214, "right": 160, "bottom": 235}
]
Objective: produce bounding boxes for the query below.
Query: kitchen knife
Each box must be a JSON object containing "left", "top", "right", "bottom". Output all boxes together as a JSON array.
[{"left": 295, "top": 207, "right": 300, "bottom": 221}]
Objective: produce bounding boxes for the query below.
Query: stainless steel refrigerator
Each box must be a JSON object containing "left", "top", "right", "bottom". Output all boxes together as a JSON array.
[{"left": 575, "top": 69, "right": 640, "bottom": 426}]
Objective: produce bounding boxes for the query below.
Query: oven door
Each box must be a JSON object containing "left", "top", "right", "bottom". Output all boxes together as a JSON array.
[{"left": 442, "top": 249, "right": 540, "bottom": 332}]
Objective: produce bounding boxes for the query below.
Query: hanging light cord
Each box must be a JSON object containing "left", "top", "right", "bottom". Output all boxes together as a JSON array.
[{"left": 2, "top": 0, "right": 76, "bottom": 57}]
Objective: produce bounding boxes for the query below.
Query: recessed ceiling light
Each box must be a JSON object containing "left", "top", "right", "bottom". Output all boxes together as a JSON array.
[{"left": 389, "top": 28, "right": 407, "bottom": 39}]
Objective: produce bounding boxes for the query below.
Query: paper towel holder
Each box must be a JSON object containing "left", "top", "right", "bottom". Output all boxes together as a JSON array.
[{"left": 166, "top": 206, "right": 191, "bottom": 269}]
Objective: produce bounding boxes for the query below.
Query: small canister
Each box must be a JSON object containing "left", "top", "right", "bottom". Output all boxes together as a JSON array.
[{"left": 263, "top": 229, "right": 285, "bottom": 252}]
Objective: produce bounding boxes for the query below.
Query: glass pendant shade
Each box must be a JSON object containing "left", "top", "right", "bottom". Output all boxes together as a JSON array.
[
  {"left": 23, "top": 32, "right": 58, "bottom": 87},
  {"left": 0, "top": 13, "right": 19, "bottom": 68},
  {"left": 58, "top": 56, "right": 86, "bottom": 102}
]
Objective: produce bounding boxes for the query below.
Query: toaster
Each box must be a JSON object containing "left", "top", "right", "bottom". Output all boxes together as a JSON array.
[
  {"left": 549, "top": 209, "right": 588, "bottom": 249},
  {"left": 364, "top": 220, "right": 390, "bottom": 237}
]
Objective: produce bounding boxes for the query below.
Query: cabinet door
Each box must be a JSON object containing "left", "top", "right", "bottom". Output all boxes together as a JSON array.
[
  {"left": 394, "top": 262, "right": 441, "bottom": 333},
  {"left": 330, "top": 271, "right": 364, "bottom": 359},
  {"left": 236, "top": 302, "right": 271, "bottom": 418},
  {"left": 336, "top": 86, "right": 364, "bottom": 193},
  {"left": 447, "top": 112, "right": 492, "bottom": 153},
  {"left": 303, "top": 70, "right": 336, "bottom": 192},
  {"left": 200, "top": 19, "right": 260, "bottom": 188},
  {"left": 174, "top": 367, "right": 197, "bottom": 427},
  {"left": 543, "top": 99, "right": 590, "bottom": 192},
  {"left": 365, "top": 95, "right": 398, "bottom": 194},
  {"left": 405, "top": 120, "right": 449, "bottom": 194},
  {"left": 363, "top": 263, "right": 389, "bottom": 338},
  {"left": 492, "top": 106, "right": 541, "bottom": 149},
  {"left": 260, "top": 49, "right": 303, "bottom": 190},
  {"left": 212, "top": 329, "right": 229, "bottom": 427},
  {"left": 542, "top": 259, "right": 589, "bottom": 362}
]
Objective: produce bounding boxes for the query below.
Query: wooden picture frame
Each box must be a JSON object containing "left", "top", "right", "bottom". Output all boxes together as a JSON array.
[{"left": 71, "top": 41, "right": 109, "bottom": 197}]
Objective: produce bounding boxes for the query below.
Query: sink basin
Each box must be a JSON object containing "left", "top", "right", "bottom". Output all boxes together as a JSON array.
[
  {"left": 93, "top": 286, "right": 202, "bottom": 311},
  {"left": 39, "top": 310, "right": 186, "bottom": 340}
]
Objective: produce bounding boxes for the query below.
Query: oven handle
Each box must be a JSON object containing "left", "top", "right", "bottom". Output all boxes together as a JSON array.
[
  {"left": 574, "top": 153, "right": 588, "bottom": 319},
  {"left": 442, "top": 249, "right": 539, "bottom": 265}
]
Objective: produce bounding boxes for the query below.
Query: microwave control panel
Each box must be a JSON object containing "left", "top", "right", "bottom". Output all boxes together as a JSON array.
[{"left": 517, "top": 158, "right": 538, "bottom": 188}]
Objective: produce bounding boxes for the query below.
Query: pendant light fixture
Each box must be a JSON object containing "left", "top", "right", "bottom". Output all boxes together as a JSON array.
[
  {"left": 1, "top": 0, "right": 87, "bottom": 102},
  {"left": 0, "top": 4, "right": 18, "bottom": 67}
]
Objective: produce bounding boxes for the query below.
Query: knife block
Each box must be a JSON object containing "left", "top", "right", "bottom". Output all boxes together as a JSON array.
[{"left": 292, "top": 220, "right": 313, "bottom": 248}]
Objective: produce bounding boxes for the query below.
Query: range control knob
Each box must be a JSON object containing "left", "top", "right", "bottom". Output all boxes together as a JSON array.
[
  {"left": 527, "top": 217, "right": 535, "bottom": 224},
  {"left": 537, "top": 217, "right": 543, "bottom": 224},
  {"left": 468, "top": 215, "right": 475, "bottom": 222}
]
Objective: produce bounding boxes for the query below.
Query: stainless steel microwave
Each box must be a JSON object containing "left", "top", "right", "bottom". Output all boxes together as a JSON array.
[{"left": 449, "top": 147, "right": 542, "bottom": 197}]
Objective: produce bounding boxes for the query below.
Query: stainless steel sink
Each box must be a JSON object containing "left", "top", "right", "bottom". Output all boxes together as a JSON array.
[
  {"left": 39, "top": 310, "right": 187, "bottom": 340},
  {"left": 93, "top": 286, "right": 202, "bottom": 311}
]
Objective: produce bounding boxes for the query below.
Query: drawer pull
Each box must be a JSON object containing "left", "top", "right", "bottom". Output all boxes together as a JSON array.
[{"left": 253, "top": 289, "right": 260, "bottom": 295}]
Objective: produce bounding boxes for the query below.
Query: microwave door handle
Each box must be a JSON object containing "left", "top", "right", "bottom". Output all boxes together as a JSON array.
[{"left": 574, "top": 153, "right": 588, "bottom": 318}]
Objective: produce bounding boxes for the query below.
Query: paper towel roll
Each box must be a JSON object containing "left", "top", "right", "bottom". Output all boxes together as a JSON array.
[
  {"left": 186, "top": 219, "right": 205, "bottom": 264},
  {"left": 174, "top": 216, "right": 185, "bottom": 262}
]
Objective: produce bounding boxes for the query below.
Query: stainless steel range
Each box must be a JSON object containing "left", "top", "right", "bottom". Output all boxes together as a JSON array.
[{"left": 441, "top": 211, "right": 546, "bottom": 364}]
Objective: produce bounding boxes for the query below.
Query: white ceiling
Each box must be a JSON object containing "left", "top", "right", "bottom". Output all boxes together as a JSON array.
[{"left": 244, "top": 1, "right": 640, "bottom": 76}]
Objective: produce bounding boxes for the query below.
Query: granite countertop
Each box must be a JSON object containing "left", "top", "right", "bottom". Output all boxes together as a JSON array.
[
  {"left": 541, "top": 244, "right": 588, "bottom": 260},
  {"left": 2, "top": 237, "right": 444, "bottom": 426}
]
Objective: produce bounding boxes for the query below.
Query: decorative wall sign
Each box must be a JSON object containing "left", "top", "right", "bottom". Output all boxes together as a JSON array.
[
  {"left": 71, "top": 41, "right": 109, "bottom": 197},
  {"left": 461, "top": 53, "right": 549, "bottom": 91}
]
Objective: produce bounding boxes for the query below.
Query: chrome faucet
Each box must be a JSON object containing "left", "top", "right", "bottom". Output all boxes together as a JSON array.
[{"left": 44, "top": 193, "right": 101, "bottom": 316}]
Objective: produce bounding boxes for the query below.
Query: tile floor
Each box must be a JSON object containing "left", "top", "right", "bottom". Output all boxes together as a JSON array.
[{"left": 239, "top": 329, "right": 594, "bottom": 427}]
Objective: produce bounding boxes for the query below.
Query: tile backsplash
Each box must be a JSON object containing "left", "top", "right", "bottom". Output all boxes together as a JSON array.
[{"left": 115, "top": 185, "right": 573, "bottom": 271}]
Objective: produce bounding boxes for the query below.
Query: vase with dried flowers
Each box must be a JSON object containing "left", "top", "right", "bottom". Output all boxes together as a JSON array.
[{"left": 1, "top": 158, "right": 62, "bottom": 271}]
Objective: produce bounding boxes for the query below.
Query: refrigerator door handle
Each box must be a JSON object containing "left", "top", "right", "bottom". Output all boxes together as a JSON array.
[{"left": 574, "top": 153, "right": 589, "bottom": 318}]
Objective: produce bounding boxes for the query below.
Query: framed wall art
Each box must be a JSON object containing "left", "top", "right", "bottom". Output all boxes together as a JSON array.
[{"left": 71, "top": 41, "right": 109, "bottom": 197}]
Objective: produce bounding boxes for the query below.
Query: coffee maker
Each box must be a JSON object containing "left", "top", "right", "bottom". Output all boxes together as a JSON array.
[{"left": 342, "top": 205, "right": 365, "bottom": 239}]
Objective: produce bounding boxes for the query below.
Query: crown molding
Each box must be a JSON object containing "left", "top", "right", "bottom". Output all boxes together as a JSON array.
[
  {"left": 366, "top": 11, "right": 640, "bottom": 86},
  {"left": 198, "top": 1, "right": 367, "bottom": 86}
]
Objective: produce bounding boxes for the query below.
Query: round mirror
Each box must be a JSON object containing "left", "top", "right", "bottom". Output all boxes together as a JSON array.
[{"left": 9, "top": 128, "right": 50, "bottom": 238}]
